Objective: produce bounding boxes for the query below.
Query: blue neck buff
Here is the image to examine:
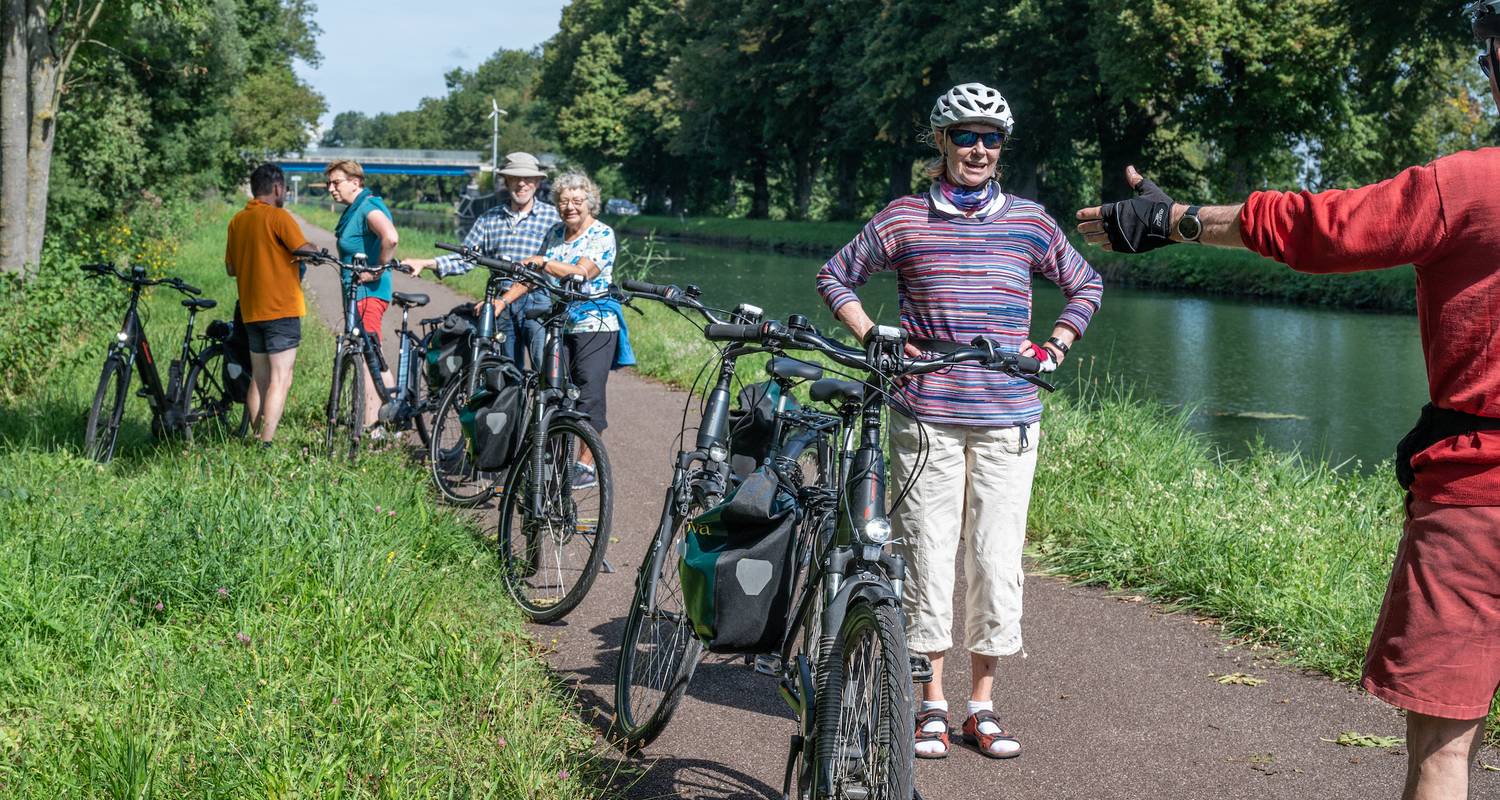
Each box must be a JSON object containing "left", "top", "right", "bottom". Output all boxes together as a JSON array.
[{"left": 938, "top": 179, "right": 997, "bottom": 213}]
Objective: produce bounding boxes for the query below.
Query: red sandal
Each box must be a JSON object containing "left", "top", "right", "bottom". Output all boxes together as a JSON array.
[
  {"left": 962, "top": 710, "right": 1021, "bottom": 759},
  {"left": 914, "top": 707, "right": 950, "bottom": 759}
]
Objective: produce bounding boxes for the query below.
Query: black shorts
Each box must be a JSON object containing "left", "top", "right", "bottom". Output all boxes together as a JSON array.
[{"left": 245, "top": 316, "right": 302, "bottom": 354}]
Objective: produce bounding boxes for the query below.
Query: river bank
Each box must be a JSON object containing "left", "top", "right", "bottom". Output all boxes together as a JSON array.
[
  {"left": 613, "top": 213, "right": 1418, "bottom": 313},
  {"left": 0, "top": 204, "right": 598, "bottom": 797}
]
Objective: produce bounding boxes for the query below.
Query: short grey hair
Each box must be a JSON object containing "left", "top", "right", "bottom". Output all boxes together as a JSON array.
[{"left": 551, "top": 170, "right": 601, "bottom": 216}]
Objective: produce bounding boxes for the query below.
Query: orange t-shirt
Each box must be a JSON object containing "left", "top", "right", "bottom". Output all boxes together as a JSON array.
[{"left": 226, "top": 200, "right": 310, "bottom": 322}]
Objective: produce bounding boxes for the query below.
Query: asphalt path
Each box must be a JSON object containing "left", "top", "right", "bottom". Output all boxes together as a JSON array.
[{"left": 293, "top": 216, "right": 1499, "bottom": 800}]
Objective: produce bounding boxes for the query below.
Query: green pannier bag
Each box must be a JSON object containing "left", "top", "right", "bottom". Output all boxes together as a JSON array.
[
  {"left": 679, "top": 466, "right": 801, "bottom": 654},
  {"left": 458, "top": 359, "right": 526, "bottom": 471}
]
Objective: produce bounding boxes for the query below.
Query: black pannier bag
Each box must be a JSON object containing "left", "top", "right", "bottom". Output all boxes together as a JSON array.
[
  {"left": 727, "top": 379, "right": 797, "bottom": 477},
  {"left": 425, "top": 305, "right": 478, "bottom": 390},
  {"left": 217, "top": 304, "right": 252, "bottom": 403},
  {"left": 459, "top": 359, "right": 526, "bottom": 471},
  {"left": 679, "top": 466, "right": 801, "bottom": 654}
]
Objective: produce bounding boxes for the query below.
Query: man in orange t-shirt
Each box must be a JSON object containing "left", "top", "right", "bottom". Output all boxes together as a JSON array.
[{"left": 225, "top": 163, "right": 312, "bottom": 445}]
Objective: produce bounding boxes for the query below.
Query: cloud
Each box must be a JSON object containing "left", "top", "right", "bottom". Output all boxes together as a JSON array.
[{"left": 448, "top": 47, "right": 468, "bottom": 61}]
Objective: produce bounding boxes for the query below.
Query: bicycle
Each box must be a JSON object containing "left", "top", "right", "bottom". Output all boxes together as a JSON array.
[
  {"left": 613, "top": 282, "right": 1051, "bottom": 800},
  {"left": 298, "top": 250, "right": 423, "bottom": 460},
  {"left": 431, "top": 242, "right": 614, "bottom": 623},
  {"left": 79, "top": 263, "right": 246, "bottom": 463}
]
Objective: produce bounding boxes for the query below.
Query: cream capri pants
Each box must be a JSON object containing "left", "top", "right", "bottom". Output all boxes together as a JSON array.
[{"left": 889, "top": 413, "right": 1040, "bottom": 657}]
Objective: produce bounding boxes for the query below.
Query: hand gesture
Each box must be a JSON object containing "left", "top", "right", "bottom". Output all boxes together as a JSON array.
[{"left": 1076, "top": 166, "right": 1178, "bottom": 253}]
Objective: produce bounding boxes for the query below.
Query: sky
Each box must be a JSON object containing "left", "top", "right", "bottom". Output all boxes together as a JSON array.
[{"left": 294, "top": 1, "right": 570, "bottom": 123}]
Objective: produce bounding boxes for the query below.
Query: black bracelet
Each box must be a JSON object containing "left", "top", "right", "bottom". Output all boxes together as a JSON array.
[{"left": 1046, "top": 336, "right": 1070, "bottom": 355}]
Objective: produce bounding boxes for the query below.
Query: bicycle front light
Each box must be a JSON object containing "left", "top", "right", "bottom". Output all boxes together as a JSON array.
[
  {"left": 708, "top": 443, "right": 729, "bottom": 463},
  {"left": 862, "top": 516, "right": 892, "bottom": 545}
]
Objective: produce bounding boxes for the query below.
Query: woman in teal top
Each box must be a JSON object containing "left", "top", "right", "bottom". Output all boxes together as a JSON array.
[{"left": 325, "top": 159, "right": 400, "bottom": 433}]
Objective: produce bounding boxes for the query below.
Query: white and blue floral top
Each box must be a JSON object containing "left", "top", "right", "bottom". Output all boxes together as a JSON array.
[{"left": 541, "top": 219, "right": 617, "bottom": 333}]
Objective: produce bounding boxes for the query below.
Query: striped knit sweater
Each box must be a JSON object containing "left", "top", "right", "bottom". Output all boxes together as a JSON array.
[{"left": 816, "top": 186, "right": 1103, "bottom": 427}]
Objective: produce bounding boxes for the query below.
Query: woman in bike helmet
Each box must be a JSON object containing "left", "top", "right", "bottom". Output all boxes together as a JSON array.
[{"left": 817, "top": 81, "right": 1103, "bottom": 761}]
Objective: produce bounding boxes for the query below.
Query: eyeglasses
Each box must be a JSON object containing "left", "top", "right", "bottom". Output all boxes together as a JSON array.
[
  {"left": 946, "top": 128, "right": 1005, "bottom": 150},
  {"left": 555, "top": 198, "right": 590, "bottom": 209},
  {"left": 328, "top": 177, "right": 358, "bottom": 187},
  {"left": 1481, "top": 51, "right": 1495, "bottom": 79}
]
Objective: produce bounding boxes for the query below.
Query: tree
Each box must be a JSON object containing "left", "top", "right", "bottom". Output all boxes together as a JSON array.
[{"left": 229, "top": 65, "right": 326, "bottom": 157}]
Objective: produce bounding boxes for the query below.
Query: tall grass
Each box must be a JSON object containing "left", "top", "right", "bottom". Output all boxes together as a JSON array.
[{"left": 0, "top": 204, "right": 600, "bottom": 797}]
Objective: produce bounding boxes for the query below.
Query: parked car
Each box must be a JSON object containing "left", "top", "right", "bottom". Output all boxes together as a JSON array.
[{"left": 606, "top": 198, "right": 641, "bottom": 216}]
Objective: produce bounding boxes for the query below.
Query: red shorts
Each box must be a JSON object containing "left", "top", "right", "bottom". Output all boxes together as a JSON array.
[
  {"left": 356, "top": 297, "right": 388, "bottom": 342},
  {"left": 1361, "top": 498, "right": 1500, "bottom": 719}
]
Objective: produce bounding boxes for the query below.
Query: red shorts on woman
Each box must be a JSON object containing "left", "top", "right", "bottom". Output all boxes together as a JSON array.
[
  {"left": 1361, "top": 498, "right": 1500, "bottom": 719},
  {"left": 356, "top": 297, "right": 388, "bottom": 343}
]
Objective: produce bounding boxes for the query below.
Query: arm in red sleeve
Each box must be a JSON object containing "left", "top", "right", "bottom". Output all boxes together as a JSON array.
[{"left": 1238, "top": 164, "right": 1449, "bottom": 274}]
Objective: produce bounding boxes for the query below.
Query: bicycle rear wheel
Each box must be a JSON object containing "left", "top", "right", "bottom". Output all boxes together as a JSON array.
[
  {"left": 84, "top": 356, "right": 131, "bottom": 463},
  {"left": 809, "top": 600, "right": 913, "bottom": 800},
  {"left": 326, "top": 347, "right": 363, "bottom": 460},
  {"left": 496, "top": 416, "right": 612, "bottom": 623},
  {"left": 428, "top": 378, "right": 494, "bottom": 506},
  {"left": 410, "top": 360, "right": 433, "bottom": 449},
  {"left": 183, "top": 344, "right": 248, "bottom": 443},
  {"left": 614, "top": 495, "right": 705, "bottom": 750}
]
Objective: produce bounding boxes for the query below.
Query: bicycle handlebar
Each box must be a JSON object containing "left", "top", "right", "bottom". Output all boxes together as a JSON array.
[
  {"left": 433, "top": 241, "right": 606, "bottom": 303},
  {"left": 620, "top": 279, "right": 679, "bottom": 298},
  {"left": 617, "top": 280, "right": 739, "bottom": 325},
  {"left": 296, "top": 247, "right": 413, "bottom": 275},
  {"left": 80, "top": 263, "right": 202, "bottom": 296}
]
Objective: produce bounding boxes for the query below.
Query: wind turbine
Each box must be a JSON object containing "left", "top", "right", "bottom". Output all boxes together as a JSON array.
[{"left": 489, "top": 99, "right": 508, "bottom": 187}]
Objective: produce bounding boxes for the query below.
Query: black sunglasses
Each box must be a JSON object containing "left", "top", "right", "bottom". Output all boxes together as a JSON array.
[{"left": 946, "top": 128, "right": 1006, "bottom": 149}]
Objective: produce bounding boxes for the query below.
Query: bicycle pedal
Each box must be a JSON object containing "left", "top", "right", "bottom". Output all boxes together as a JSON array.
[
  {"left": 910, "top": 654, "right": 933, "bottom": 684},
  {"left": 753, "top": 653, "right": 782, "bottom": 677},
  {"left": 376, "top": 401, "right": 397, "bottom": 423}
]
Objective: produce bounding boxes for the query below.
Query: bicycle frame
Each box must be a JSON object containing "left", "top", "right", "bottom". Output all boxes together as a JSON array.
[{"left": 108, "top": 274, "right": 212, "bottom": 434}]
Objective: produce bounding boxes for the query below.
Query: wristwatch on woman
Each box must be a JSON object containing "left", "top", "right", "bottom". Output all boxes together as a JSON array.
[{"left": 1044, "top": 336, "right": 1070, "bottom": 360}]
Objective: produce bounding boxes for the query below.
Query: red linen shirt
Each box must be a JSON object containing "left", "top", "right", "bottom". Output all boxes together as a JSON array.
[{"left": 1239, "top": 148, "right": 1500, "bottom": 504}]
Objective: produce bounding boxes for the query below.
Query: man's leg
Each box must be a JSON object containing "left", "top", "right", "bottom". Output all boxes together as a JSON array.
[
  {"left": 258, "top": 347, "right": 297, "bottom": 442},
  {"left": 1403, "top": 712, "right": 1485, "bottom": 800},
  {"left": 247, "top": 352, "right": 271, "bottom": 433}
]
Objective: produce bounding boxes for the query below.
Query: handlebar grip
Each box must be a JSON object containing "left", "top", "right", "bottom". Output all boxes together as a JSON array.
[
  {"left": 704, "top": 323, "right": 762, "bottom": 342},
  {"left": 620, "top": 279, "right": 678, "bottom": 297},
  {"left": 1014, "top": 354, "right": 1041, "bottom": 374},
  {"left": 178, "top": 281, "right": 202, "bottom": 295},
  {"left": 435, "top": 242, "right": 464, "bottom": 253}
]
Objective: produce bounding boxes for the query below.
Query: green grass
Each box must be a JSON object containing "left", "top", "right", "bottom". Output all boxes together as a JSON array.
[
  {"left": 0, "top": 204, "right": 603, "bottom": 797},
  {"left": 619, "top": 302, "right": 1498, "bottom": 736}
]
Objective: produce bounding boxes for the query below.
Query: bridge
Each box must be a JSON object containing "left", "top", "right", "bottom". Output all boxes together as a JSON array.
[{"left": 275, "top": 147, "right": 486, "bottom": 177}]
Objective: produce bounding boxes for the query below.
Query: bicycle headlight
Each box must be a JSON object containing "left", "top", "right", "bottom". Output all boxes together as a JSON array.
[
  {"left": 116, "top": 332, "right": 128, "bottom": 342},
  {"left": 708, "top": 443, "right": 729, "bottom": 463},
  {"left": 862, "top": 517, "right": 892, "bottom": 545},
  {"left": 566, "top": 386, "right": 581, "bottom": 401}
]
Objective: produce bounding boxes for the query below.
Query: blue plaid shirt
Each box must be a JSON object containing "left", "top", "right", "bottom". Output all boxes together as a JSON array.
[{"left": 435, "top": 201, "right": 561, "bottom": 281}]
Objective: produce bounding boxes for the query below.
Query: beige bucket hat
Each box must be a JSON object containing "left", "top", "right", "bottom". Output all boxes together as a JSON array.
[{"left": 497, "top": 152, "right": 547, "bottom": 178}]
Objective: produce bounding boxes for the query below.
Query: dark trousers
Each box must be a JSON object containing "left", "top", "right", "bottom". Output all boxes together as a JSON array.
[{"left": 566, "top": 331, "right": 617, "bottom": 432}]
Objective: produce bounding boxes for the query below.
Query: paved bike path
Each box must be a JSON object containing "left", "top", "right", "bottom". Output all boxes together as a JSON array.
[{"left": 293, "top": 217, "right": 1498, "bottom": 799}]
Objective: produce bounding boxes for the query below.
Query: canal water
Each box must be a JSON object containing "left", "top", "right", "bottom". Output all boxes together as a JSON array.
[
  {"left": 630, "top": 240, "right": 1427, "bottom": 469},
  {"left": 395, "top": 211, "right": 1427, "bottom": 467}
]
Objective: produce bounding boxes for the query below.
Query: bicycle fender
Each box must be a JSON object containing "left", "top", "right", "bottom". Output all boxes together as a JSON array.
[
  {"left": 820, "top": 571, "right": 902, "bottom": 641},
  {"left": 542, "top": 407, "right": 593, "bottom": 428}
]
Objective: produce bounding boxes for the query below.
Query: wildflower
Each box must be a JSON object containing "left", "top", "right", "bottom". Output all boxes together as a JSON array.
[
  {"left": 387, "top": 551, "right": 395, "bottom": 562},
  {"left": 496, "top": 736, "right": 507, "bottom": 749},
  {"left": 235, "top": 631, "right": 251, "bottom": 646},
  {"left": 332, "top": 697, "right": 340, "bottom": 706},
  {"left": 217, "top": 587, "right": 230, "bottom": 599},
  {"left": 375, "top": 505, "right": 383, "bottom": 513},
  {"left": 387, "top": 510, "right": 395, "bottom": 518},
  {"left": 558, "top": 769, "right": 570, "bottom": 780},
  {"left": 154, "top": 601, "right": 164, "bottom": 612}
]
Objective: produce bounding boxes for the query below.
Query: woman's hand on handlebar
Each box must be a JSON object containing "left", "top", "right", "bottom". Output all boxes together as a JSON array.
[{"left": 1020, "top": 340, "right": 1059, "bottom": 373}]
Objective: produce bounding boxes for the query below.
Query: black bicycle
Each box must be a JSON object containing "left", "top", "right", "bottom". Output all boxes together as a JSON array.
[
  {"left": 613, "top": 282, "right": 1050, "bottom": 800},
  {"left": 431, "top": 242, "right": 614, "bottom": 623},
  {"left": 80, "top": 263, "right": 246, "bottom": 462},
  {"left": 298, "top": 250, "right": 421, "bottom": 460}
]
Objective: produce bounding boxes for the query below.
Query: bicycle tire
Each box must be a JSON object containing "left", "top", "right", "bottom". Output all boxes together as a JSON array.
[
  {"left": 428, "top": 377, "right": 494, "bottom": 506},
  {"left": 613, "top": 495, "right": 705, "bottom": 750},
  {"left": 809, "top": 600, "right": 914, "bottom": 800},
  {"left": 326, "top": 347, "right": 363, "bottom": 460},
  {"left": 410, "top": 357, "right": 433, "bottom": 449},
  {"left": 84, "top": 355, "right": 131, "bottom": 463},
  {"left": 182, "top": 344, "right": 248, "bottom": 443},
  {"left": 495, "top": 416, "right": 612, "bottom": 623}
]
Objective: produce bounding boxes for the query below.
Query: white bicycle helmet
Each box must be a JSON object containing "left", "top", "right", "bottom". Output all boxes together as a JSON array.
[
  {"left": 1472, "top": 1, "right": 1500, "bottom": 38},
  {"left": 929, "top": 82, "right": 1015, "bottom": 135}
]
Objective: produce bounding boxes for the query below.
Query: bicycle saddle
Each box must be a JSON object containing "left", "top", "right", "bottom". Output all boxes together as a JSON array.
[
  {"left": 810, "top": 378, "right": 864, "bottom": 404},
  {"left": 768, "top": 357, "right": 822, "bottom": 383},
  {"left": 181, "top": 298, "right": 218, "bottom": 310},
  {"left": 392, "top": 292, "right": 429, "bottom": 308}
]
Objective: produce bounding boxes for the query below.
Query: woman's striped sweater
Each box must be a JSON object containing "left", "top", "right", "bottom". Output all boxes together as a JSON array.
[{"left": 816, "top": 189, "right": 1103, "bottom": 427}]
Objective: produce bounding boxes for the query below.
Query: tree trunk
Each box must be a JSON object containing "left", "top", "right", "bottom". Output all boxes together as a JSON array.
[
  {"left": 1095, "top": 99, "right": 1154, "bottom": 204},
  {"left": 788, "top": 145, "right": 814, "bottom": 221},
  {"left": 25, "top": 2, "right": 56, "bottom": 272},
  {"left": 0, "top": 0, "right": 29, "bottom": 276},
  {"left": 830, "top": 151, "right": 859, "bottom": 221},
  {"left": 886, "top": 150, "right": 911, "bottom": 201},
  {"left": 748, "top": 152, "right": 769, "bottom": 219}
]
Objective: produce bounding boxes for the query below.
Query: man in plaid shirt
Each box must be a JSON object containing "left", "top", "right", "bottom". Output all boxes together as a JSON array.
[{"left": 409, "top": 152, "right": 560, "bottom": 365}]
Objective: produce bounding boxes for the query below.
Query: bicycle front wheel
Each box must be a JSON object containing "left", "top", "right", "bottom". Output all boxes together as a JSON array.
[
  {"left": 84, "top": 355, "right": 131, "bottom": 463},
  {"left": 428, "top": 377, "right": 494, "bottom": 506},
  {"left": 614, "top": 495, "right": 705, "bottom": 750},
  {"left": 810, "top": 600, "right": 914, "bottom": 800},
  {"left": 183, "top": 344, "right": 248, "bottom": 443},
  {"left": 496, "top": 416, "right": 612, "bottom": 623},
  {"left": 326, "top": 346, "right": 363, "bottom": 460}
]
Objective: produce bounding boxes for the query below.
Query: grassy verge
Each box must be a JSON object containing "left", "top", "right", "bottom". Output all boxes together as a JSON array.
[
  {"left": 618, "top": 302, "right": 1496, "bottom": 734},
  {"left": 0, "top": 204, "right": 600, "bottom": 797}
]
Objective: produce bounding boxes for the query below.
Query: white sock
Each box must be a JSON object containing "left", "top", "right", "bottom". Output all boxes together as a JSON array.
[
  {"left": 916, "top": 700, "right": 948, "bottom": 755},
  {"left": 967, "top": 700, "right": 1019, "bottom": 755}
]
